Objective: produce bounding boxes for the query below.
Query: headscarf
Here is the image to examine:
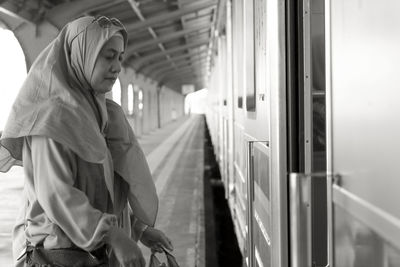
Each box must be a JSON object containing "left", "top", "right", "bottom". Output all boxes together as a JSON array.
[
  {"left": 106, "top": 100, "right": 158, "bottom": 226},
  {"left": 0, "top": 16, "right": 158, "bottom": 226}
]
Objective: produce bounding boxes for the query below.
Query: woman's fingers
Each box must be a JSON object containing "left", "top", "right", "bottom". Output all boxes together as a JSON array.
[
  {"left": 161, "top": 235, "right": 173, "bottom": 251},
  {"left": 151, "top": 244, "right": 163, "bottom": 253},
  {"left": 166, "top": 236, "right": 173, "bottom": 250},
  {"left": 145, "top": 227, "right": 174, "bottom": 251}
]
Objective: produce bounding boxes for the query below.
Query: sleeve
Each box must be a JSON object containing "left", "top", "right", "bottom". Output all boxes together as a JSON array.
[
  {"left": 30, "top": 136, "right": 117, "bottom": 251},
  {"left": 130, "top": 214, "right": 149, "bottom": 242}
]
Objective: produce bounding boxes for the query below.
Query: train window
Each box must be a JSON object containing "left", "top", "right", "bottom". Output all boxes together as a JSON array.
[
  {"left": 310, "top": 0, "right": 326, "bottom": 170},
  {"left": 244, "top": 0, "right": 256, "bottom": 112},
  {"left": 253, "top": 0, "right": 267, "bottom": 111},
  {"left": 310, "top": 1, "right": 327, "bottom": 266},
  {"left": 245, "top": 88, "right": 256, "bottom": 112},
  {"left": 233, "top": 0, "right": 243, "bottom": 109},
  {"left": 310, "top": 4, "right": 326, "bottom": 169},
  {"left": 253, "top": 146, "right": 270, "bottom": 201}
]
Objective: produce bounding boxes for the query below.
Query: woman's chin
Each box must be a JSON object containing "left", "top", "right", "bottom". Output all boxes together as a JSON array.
[{"left": 93, "top": 86, "right": 113, "bottom": 94}]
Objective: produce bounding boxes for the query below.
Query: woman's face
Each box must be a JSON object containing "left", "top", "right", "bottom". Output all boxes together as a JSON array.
[{"left": 91, "top": 35, "right": 124, "bottom": 94}]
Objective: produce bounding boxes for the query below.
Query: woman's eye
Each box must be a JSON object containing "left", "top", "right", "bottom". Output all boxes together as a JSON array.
[{"left": 105, "top": 53, "right": 116, "bottom": 60}]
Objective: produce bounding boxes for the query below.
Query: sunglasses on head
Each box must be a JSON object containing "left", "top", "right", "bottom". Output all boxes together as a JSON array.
[{"left": 93, "top": 16, "right": 124, "bottom": 29}]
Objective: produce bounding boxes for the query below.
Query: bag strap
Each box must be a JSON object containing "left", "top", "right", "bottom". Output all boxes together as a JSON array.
[
  {"left": 149, "top": 248, "right": 180, "bottom": 267},
  {"left": 163, "top": 248, "right": 180, "bottom": 267}
]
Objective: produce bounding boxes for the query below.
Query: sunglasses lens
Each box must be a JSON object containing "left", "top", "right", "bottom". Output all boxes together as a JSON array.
[
  {"left": 97, "top": 16, "right": 108, "bottom": 27},
  {"left": 111, "top": 18, "right": 123, "bottom": 27},
  {"left": 95, "top": 16, "right": 123, "bottom": 28}
]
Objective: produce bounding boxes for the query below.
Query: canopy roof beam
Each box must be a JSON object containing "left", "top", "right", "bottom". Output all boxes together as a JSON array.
[
  {"left": 150, "top": 57, "right": 208, "bottom": 78},
  {"left": 129, "top": 40, "right": 208, "bottom": 69},
  {"left": 47, "top": 0, "right": 114, "bottom": 28},
  {"left": 0, "top": 1, "right": 40, "bottom": 24},
  {"left": 158, "top": 63, "right": 208, "bottom": 82},
  {"left": 126, "top": 22, "right": 211, "bottom": 55},
  {"left": 125, "top": 0, "right": 217, "bottom": 33},
  {"left": 127, "top": 0, "right": 176, "bottom": 70},
  {"left": 140, "top": 49, "right": 208, "bottom": 74}
]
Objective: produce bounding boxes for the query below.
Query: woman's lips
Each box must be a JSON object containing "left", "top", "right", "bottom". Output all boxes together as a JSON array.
[{"left": 105, "top": 77, "right": 117, "bottom": 82}]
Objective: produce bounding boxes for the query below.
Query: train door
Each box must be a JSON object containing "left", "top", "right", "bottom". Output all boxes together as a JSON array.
[
  {"left": 243, "top": 0, "right": 275, "bottom": 266},
  {"left": 326, "top": 0, "right": 400, "bottom": 266},
  {"left": 217, "top": 22, "right": 233, "bottom": 198},
  {"left": 287, "top": 0, "right": 329, "bottom": 266},
  {"left": 231, "top": 0, "right": 249, "bottom": 256},
  {"left": 222, "top": 116, "right": 229, "bottom": 187}
]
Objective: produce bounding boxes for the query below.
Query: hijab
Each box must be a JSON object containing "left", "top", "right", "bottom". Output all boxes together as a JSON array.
[{"left": 0, "top": 16, "right": 157, "bottom": 226}]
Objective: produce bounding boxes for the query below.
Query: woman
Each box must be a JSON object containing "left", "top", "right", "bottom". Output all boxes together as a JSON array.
[{"left": 0, "top": 16, "right": 172, "bottom": 267}]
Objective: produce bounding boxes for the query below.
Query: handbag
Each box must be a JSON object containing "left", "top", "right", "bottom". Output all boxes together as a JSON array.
[{"left": 149, "top": 248, "right": 180, "bottom": 267}]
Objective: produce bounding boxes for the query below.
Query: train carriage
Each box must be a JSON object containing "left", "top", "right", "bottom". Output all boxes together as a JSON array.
[{"left": 206, "top": 0, "right": 400, "bottom": 266}]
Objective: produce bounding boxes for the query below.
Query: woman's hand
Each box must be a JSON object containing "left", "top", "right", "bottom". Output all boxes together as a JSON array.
[
  {"left": 140, "top": 227, "right": 173, "bottom": 253},
  {"left": 106, "top": 227, "right": 146, "bottom": 267}
]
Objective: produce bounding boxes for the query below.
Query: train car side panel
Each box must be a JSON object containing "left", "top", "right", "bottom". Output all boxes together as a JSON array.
[{"left": 328, "top": 0, "right": 400, "bottom": 266}]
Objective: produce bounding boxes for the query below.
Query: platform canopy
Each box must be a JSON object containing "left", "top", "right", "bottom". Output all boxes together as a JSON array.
[{"left": 0, "top": 0, "right": 227, "bottom": 92}]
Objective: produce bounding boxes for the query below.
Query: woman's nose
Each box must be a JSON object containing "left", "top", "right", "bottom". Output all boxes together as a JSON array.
[{"left": 111, "top": 59, "right": 121, "bottom": 73}]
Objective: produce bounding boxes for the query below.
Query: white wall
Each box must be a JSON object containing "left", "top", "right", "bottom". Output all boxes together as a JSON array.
[{"left": 118, "top": 68, "right": 184, "bottom": 136}]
